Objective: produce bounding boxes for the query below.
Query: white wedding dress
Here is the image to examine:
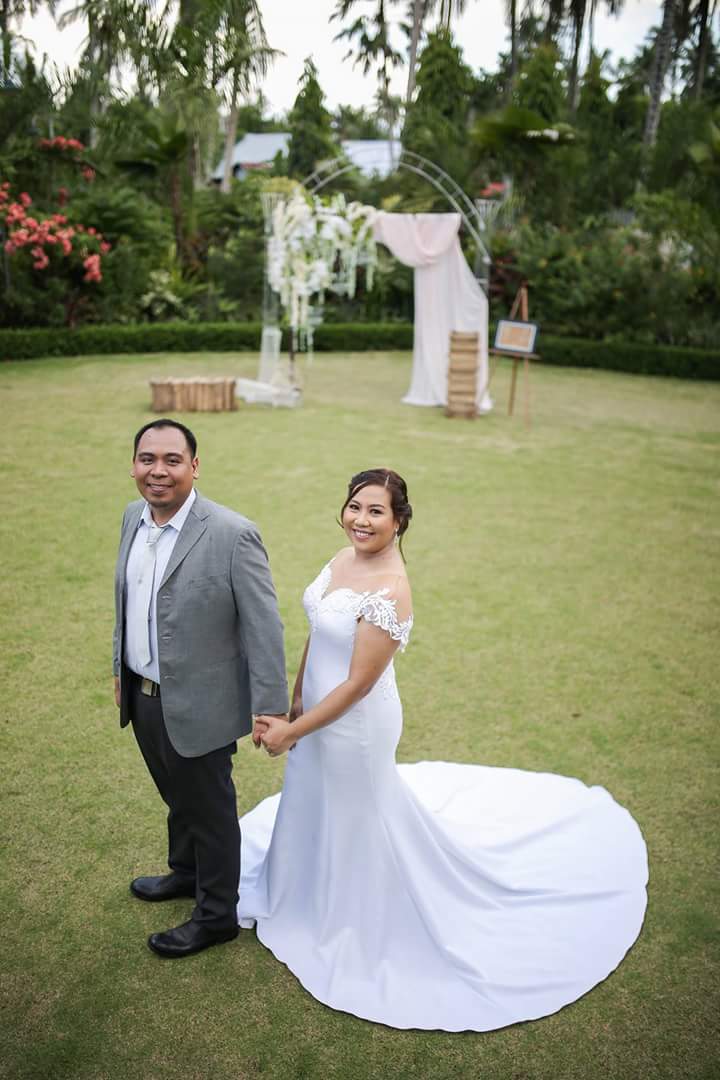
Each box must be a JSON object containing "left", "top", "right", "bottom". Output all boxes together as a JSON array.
[{"left": 237, "top": 563, "right": 648, "bottom": 1031}]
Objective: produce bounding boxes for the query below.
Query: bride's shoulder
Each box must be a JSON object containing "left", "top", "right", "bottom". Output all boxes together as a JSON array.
[
  {"left": 379, "top": 573, "right": 412, "bottom": 617},
  {"left": 331, "top": 546, "right": 354, "bottom": 566},
  {"left": 358, "top": 573, "right": 413, "bottom": 650}
]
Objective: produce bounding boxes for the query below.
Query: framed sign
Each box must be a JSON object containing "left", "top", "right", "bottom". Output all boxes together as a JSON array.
[{"left": 494, "top": 320, "right": 538, "bottom": 355}]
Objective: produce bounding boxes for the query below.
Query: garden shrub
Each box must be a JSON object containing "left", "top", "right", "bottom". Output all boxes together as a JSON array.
[
  {"left": 1, "top": 322, "right": 718, "bottom": 379},
  {"left": 491, "top": 205, "right": 720, "bottom": 350}
]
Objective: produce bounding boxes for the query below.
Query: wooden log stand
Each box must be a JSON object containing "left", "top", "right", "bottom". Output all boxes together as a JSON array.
[
  {"left": 446, "top": 331, "right": 479, "bottom": 419},
  {"left": 149, "top": 377, "right": 237, "bottom": 413}
]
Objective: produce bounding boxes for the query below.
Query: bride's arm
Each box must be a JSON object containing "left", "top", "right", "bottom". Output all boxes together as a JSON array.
[{"left": 259, "top": 620, "right": 402, "bottom": 755}]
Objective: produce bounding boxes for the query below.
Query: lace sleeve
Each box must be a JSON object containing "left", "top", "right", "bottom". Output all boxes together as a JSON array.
[{"left": 357, "top": 592, "right": 413, "bottom": 652}]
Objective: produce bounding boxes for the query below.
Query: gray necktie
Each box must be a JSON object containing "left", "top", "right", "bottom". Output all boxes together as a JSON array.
[{"left": 134, "top": 523, "right": 165, "bottom": 668}]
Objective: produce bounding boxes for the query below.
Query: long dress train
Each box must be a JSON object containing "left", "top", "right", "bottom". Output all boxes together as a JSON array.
[{"left": 237, "top": 562, "right": 648, "bottom": 1032}]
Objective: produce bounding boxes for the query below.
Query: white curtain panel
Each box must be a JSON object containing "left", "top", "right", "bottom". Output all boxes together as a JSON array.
[{"left": 373, "top": 212, "right": 492, "bottom": 413}]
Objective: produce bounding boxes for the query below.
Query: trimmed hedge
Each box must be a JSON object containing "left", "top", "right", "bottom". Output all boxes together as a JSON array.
[
  {"left": 313, "top": 323, "right": 413, "bottom": 351},
  {"left": 0, "top": 321, "right": 413, "bottom": 361},
  {"left": 0, "top": 321, "right": 718, "bottom": 380},
  {"left": 0, "top": 322, "right": 262, "bottom": 360},
  {"left": 540, "top": 335, "right": 720, "bottom": 380}
]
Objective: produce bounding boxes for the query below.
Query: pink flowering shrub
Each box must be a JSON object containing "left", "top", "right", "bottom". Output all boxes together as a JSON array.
[
  {"left": 36, "top": 135, "right": 96, "bottom": 188},
  {"left": 39, "top": 136, "right": 86, "bottom": 153},
  {"left": 1, "top": 181, "right": 112, "bottom": 325}
]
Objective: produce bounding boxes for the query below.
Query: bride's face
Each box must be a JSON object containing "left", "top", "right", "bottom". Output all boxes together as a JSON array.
[{"left": 342, "top": 484, "right": 398, "bottom": 555}]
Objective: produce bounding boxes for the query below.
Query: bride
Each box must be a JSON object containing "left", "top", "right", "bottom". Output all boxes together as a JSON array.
[{"left": 246, "top": 468, "right": 648, "bottom": 1032}]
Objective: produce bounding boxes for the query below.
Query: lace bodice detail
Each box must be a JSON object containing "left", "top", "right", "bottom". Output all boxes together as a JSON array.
[{"left": 304, "top": 561, "right": 413, "bottom": 652}]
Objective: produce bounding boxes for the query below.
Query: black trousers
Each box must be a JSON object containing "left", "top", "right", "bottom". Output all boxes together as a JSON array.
[{"left": 129, "top": 675, "right": 240, "bottom": 930}]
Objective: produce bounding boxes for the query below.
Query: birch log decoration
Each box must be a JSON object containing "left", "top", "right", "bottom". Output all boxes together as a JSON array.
[{"left": 150, "top": 378, "right": 237, "bottom": 412}]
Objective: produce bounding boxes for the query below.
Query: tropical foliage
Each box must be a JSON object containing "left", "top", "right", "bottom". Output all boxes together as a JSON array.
[{"left": 0, "top": 0, "right": 719, "bottom": 348}]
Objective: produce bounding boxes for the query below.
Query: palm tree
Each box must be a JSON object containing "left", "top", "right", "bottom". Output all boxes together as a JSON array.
[
  {"left": 1, "top": 0, "right": 54, "bottom": 84},
  {"left": 57, "top": 1, "right": 165, "bottom": 144},
  {"left": 437, "top": 0, "right": 468, "bottom": 29},
  {"left": 542, "top": 0, "right": 565, "bottom": 42},
  {"left": 332, "top": 0, "right": 403, "bottom": 137},
  {"left": 693, "top": 0, "right": 716, "bottom": 98},
  {"left": 507, "top": 0, "right": 518, "bottom": 83},
  {"left": 115, "top": 112, "right": 191, "bottom": 257},
  {"left": 643, "top": 0, "right": 677, "bottom": 148},
  {"left": 406, "top": 0, "right": 431, "bottom": 104},
  {"left": 586, "top": 0, "right": 624, "bottom": 59},
  {"left": 218, "top": 0, "right": 280, "bottom": 193}
]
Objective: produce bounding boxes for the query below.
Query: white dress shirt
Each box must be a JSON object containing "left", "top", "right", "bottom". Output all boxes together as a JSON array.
[{"left": 124, "top": 488, "right": 196, "bottom": 682}]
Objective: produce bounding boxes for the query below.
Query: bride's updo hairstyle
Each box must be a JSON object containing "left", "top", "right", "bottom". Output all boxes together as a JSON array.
[{"left": 340, "top": 468, "right": 413, "bottom": 558}]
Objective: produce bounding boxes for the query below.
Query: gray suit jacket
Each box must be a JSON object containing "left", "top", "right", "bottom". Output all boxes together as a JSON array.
[{"left": 113, "top": 491, "right": 288, "bottom": 757}]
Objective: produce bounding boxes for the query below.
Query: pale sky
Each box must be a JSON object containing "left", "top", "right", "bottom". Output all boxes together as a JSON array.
[{"left": 19, "top": 0, "right": 663, "bottom": 116}]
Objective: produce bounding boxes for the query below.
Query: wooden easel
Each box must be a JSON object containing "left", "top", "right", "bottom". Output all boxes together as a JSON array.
[{"left": 489, "top": 283, "right": 538, "bottom": 427}]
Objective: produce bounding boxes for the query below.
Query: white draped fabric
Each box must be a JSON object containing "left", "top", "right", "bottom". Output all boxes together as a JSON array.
[{"left": 373, "top": 212, "right": 492, "bottom": 412}]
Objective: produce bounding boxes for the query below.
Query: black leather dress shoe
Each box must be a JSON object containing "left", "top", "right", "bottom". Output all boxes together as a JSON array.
[
  {"left": 148, "top": 919, "right": 239, "bottom": 958},
  {"left": 130, "top": 873, "right": 196, "bottom": 902}
]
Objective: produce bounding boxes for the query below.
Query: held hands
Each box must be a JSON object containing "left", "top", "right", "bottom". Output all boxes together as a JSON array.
[
  {"left": 252, "top": 694, "right": 302, "bottom": 757},
  {"left": 253, "top": 713, "right": 297, "bottom": 757}
]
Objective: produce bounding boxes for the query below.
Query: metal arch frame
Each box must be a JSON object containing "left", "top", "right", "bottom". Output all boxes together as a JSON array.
[{"left": 302, "top": 147, "right": 491, "bottom": 290}]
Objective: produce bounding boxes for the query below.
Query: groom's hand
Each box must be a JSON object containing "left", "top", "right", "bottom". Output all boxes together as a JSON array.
[
  {"left": 252, "top": 713, "right": 286, "bottom": 748},
  {"left": 257, "top": 715, "right": 296, "bottom": 757}
]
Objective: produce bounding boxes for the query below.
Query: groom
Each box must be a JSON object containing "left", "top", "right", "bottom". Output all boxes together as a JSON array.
[{"left": 113, "top": 419, "right": 288, "bottom": 958}]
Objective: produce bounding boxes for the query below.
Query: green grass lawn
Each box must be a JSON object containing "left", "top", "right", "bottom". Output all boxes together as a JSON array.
[{"left": 1, "top": 350, "right": 718, "bottom": 1080}]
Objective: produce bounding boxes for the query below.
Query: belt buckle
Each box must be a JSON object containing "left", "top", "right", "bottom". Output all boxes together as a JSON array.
[{"left": 140, "top": 677, "right": 158, "bottom": 697}]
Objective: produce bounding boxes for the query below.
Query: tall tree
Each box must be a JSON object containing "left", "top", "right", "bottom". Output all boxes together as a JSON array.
[
  {"left": 1, "top": 0, "right": 53, "bottom": 84},
  {"left": 643, "top": 0, "right": 678, "bottom": 147},
  {"left": 587, "top": 0, "right": 625, "bottom": 61},
  {"left": 332, "top": 0, "right": 403, "bottom": 135},
  {"left": 543, "top": 0, "right": 565, "bottom": 43},
  {"left": 218, "top": 0, "right": 279, "bottom": 193},
  {"left": 567, "top": 0, "right": 588, "bottom": 112},
  {"left": 516, "top": 40, "right": 565, "bottom": 121},
  {"left": 57, "top": 0, "right": 146, "bottom": 145},
  {"left": 403, "top": 29, "right": 475, "bottom": 184},
  {"left": 405, "top": 0, "right": 431, "bottom": 104},
  {"left": 287, "top": 57, "right": 337, "bottom": 179},
  {"left": 437, "top": 0, "right": 468, "bottom": 29},
  {"left": 507, "top": 0, "right": 518, "bottom": 84},
  {"left": 115, "top": 112, "right": 192, "bottom": 259},
  {"left": 333, "top": 103, "right": 384, "bottom": 139},
  {"left": 693, "top": 0, "right": 715, "bottom": 98}
]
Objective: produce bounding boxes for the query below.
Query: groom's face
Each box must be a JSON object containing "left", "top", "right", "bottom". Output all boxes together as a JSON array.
[{"left": 132, "top": 426, "right": 198, "bottom": 522}]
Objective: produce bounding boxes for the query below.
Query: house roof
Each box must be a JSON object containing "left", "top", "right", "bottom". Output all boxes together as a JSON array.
[
  {"left": 343, "top": 139, "right": 402, "bottom": 179},
  {"left": 212, "top": 133, "right": 402, "bottom": 181},
  {"left": 212, "top": 132, "right": 290, "bottom": 178}
]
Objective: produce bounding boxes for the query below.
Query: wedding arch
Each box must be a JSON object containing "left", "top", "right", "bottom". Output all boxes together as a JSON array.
[
  {"left": 305, "top": 147, "right": 493, "bottom": 414},
  {"left": 250, "top": 148, "right": 493, "bottom": 413},
  {"left": 304, "top": 147, "right": 491, "bottom": 290}
]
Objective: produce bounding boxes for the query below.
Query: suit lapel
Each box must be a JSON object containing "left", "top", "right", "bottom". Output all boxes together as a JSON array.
[{"left": 159, "top": 493, "right": 209, "bottom": 587}]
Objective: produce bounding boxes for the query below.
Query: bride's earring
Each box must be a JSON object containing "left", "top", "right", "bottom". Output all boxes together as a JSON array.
[{"left": 394, "top": 530, "right": 399, "bottom": 545}]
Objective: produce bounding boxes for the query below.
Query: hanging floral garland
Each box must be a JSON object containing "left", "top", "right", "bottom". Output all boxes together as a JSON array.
[{"left": 267, "top": 190, "right": 377, "bottom": 337}]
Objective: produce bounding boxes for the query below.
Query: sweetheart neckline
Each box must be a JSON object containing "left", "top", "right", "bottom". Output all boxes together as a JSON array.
[
  {"left": 317, "top": 560, "right": 410, "bottom": 610},
  {"left": 315, "top": 583, "right": 414, "bottom": 637},
  {"left": 320, "top": 584, "right": 389, "bottom": 604}
]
